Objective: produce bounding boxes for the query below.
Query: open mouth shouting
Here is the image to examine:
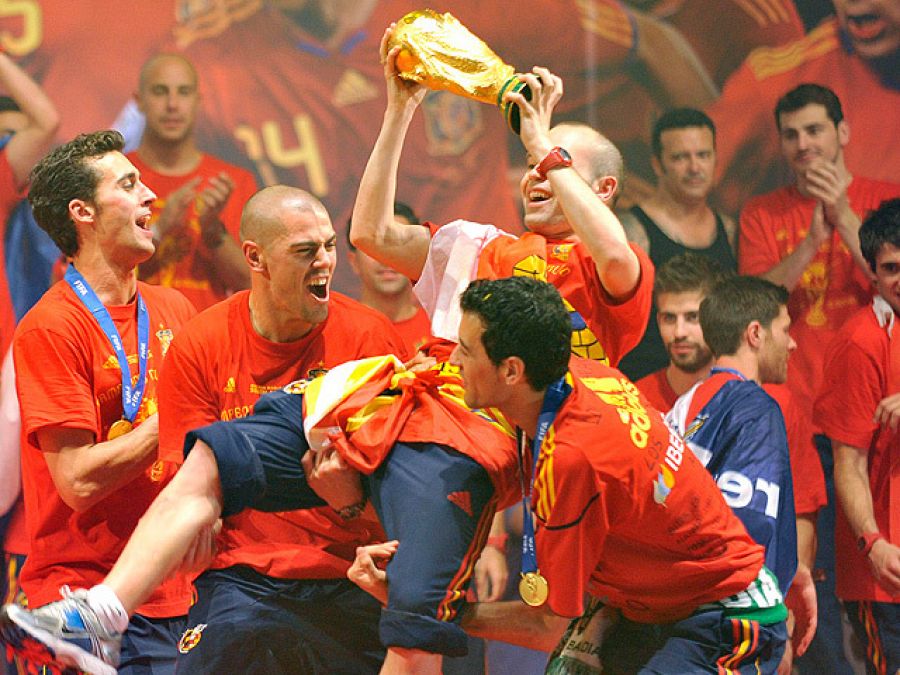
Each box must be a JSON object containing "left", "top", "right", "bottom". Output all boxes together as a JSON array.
[{"left": 308, "top": 276, "right": 329, "bottom": 301}]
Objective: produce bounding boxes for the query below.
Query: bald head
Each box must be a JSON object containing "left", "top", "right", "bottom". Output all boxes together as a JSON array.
[
  {"left": 550, "top": 122, "right": 624, "bottom": 194},
  {"left": 138, "top": 53, "right": 198, "bottom": 92},
  {"left": 240, "top": 185, "right": 331, "bottom": 247}
]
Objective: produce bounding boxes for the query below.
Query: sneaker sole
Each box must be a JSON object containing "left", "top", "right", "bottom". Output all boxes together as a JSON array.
[{"left": 1, "top": 604, "right": 117, "bottom": 675}]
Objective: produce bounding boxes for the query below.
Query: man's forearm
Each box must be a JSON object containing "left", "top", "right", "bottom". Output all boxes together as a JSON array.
[
  {"left": 461, "top": 600, "right": 569, "bottom": 651},
  {"left": 759, "top": 234, "right": 821, "bottom": 291},
  {"left": 833, "top": 441, "right": 878, "bottom": 537}
]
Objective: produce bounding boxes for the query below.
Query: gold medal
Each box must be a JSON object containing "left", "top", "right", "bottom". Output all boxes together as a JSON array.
[
  {"left": 107, "top": 419, "right": 133, "bottom": 440},
  {"left": 519, "top": 571, "right": 549, "bottom": 607}
]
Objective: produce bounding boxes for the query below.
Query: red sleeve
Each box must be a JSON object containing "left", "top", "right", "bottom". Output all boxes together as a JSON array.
[
  {"left": 738, "top": 199, "right": 781, "bottom": 275},
  {"left": 535, "top": 444, "right": 609, "bottom": 618},
  {"left": 814, "top": 329, "right": 884, "bottom": 450},
  {"left": 157, "top": 323, "right": 221, "bottom": 464},
  {"left": 13, "top": 325, "right": 98, "bottom": 445},
  {"left": 582, "top": 242, "right": 655, "bottom": 366}
]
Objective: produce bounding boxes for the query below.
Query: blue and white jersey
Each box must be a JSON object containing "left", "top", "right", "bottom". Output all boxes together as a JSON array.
[{"left": 667, "top": 371, "right": 797, "bottom": 593}]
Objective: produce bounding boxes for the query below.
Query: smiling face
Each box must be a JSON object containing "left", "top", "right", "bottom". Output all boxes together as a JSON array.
[
  {"left": 82, "top": 151, "right": 157, "bottom": 264},
  {"left": 833, "top": 0, "right": 900, "bottom": 59},
  {"left": 653, "top": 126, "right": 716, "bottom": 203},
  {"left": 520, "top": 126, "right": 614, "bottom": 240},
  {"left": 657, "top": 290, "right": 714, "bottom": 373},
  {"left": 778, "top": 103, "right": 848, "bottom": 182},
  {"left": 257, "top": 198, "right": 337, "bottom": 333},
  {"left": 136, "top": 54, "right": 199, "bottom": 146},
  {"left": 872, "top": 241, "right": 900, "bottom": 315}
]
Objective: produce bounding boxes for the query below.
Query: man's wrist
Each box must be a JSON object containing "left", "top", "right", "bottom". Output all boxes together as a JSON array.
[
  {"left": 333, "top": 497, "right": 367, "bottom": 521},
  {"left": 486, "top": 533, "right": 508, "bottom": 551},
  {"left": 859, "top": 531, "right": 887, "bottom": 557}
]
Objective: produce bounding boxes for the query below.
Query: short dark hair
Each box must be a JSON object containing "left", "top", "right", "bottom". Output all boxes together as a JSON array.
[
  {"left": 345, "top": 201, "right": 419, "bottom": 250},
  {"left": 860, "top": 198, "right": 900, "bottom": 274},
  {"left": 775, "top": 83, "right": 844, "bottom": 130},
  {"left": 459, "top": 277, "right": 570, "bottom": 391},
  {"left": 28, "top": 130, "right": 125, "bottom": 257},
  {"left": 700, "top": 276, "right": 789, "bottom": 357},
  {"left": 654, "top": 253, "right": 731, "bottom": 301},
  {"left": 651, "top": 108, "right": 716, "bottom": 160}
]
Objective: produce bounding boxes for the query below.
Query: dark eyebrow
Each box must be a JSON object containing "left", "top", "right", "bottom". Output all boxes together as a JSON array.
[{"left": 117, "top": 171, "right": 138, "bottom": 185}]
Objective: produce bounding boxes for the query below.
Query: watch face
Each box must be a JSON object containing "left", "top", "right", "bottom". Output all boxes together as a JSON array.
[{"left": 559, "top": 147, "right": 572, "bottom": 162}]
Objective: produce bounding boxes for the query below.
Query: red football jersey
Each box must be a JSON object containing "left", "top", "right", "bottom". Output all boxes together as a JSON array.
[
  {"left": 156, "top": 290, "right": 408, "bottom": 579},
  {"left": 739, "top": 178, "right": 900, "bottom": 432},
  {"left": 814, "top": 304, "right": 900, "bottom": 602},
  {"left": 129, "top": 152, "right": 258, "bottom": 311},
  {"left": 709, "top": 19, "right": 900, "bottom": 214},
  {"left": 535, "top": 359, "right": 765, "bottom": 621},
  {"left": 13, "top": 281, "right": 195, "bottom": 616}
]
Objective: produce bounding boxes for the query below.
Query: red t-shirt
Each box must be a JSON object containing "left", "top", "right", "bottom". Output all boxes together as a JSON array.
[
  {"left": 739, "top": 178, "right": 900, "bottom": 432},
  {"left": 709, "top": 19, "right": 900, "bottom": 214},
  {"left": 537, "top": 359, "right": 764, "bottom": 621},
  {"left": 129, "top": 152, "right": 258, "bottom": 311},
  {"left": 763, "top": 384, "right": 826, "bottom": 518},
  {"left": 13, "top": 280, "right": 195, "bottom": 616},
  {"left": 392, "top": 305, "right": 431, "bottom": 356},
  {"left": 156, "top": 291, "right": 408, "bottom": 579},
  {"left": 813, "top": 303, "right": 900, "bottom": 602},
  {"left": 635, "top": 368, "right": 678, "bottom": 412},
  {"left": 431, "top": 221, "right": 654, "bottom": 367}
]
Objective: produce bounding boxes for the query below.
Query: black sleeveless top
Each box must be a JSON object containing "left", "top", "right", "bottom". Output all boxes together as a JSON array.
[{"left": 618, "top": 206, "right": 737, "bottom": 382}]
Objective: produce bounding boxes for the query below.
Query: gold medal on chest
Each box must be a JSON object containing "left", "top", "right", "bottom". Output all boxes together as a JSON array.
[
  {"left": 519, "top": 571, "right": 549, "bottom": 607},
  {"left": 107, "top": 418, "right": 133, "bottom": 440}
]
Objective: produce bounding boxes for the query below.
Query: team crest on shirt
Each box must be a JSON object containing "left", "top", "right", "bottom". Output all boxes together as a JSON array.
[
  {"left": 421, "top": 92, "right": 482, "bottom": 156},
  {"left": 282, "top": 379, "right": 309, "bottom": 395},
  {"left": 156, "top": 327, "right": 175, "bottom": 357},
  {"left": 550, "top": 244, "right": 573, "bottom": 261},
  {"left": 178, "top": 623, "right": 207, "bottom": 653},
  {"left": 307, "top": 363, "right": 329, "bottom": 380}
]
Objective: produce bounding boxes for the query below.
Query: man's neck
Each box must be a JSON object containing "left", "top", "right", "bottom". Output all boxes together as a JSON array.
[
  {"left": 247, "top": 289, "right": 315, "bottom": 343},
  {"left": 642, "top": 190, "right": 714, "bottom": 243},
  {"left": 70, "top": 252, "right": 138, "bottom": 306},
  {"left": 136, "top": 137, "right": 202, "bottom": 176},
  {"left": 666, "top": 362, "right": 711, "bottom": 396},
  {"left": 502, "top": 387, "right": 551, "bottom": 441},
  {"left": 712, "top": 354, "right": 758, "bottom": 383},
  {"left": 359, "top": 288, "right": 419, "bottom": 323}
]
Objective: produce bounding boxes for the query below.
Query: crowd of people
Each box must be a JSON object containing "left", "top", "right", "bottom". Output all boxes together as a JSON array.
[{"left": 0, "top": 2, "right": 897, "bottom": 674}]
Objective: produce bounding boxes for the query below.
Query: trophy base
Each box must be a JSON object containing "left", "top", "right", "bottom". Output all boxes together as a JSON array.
[{"left": 498, "top": 76, "right": 533, "bottom": 135}]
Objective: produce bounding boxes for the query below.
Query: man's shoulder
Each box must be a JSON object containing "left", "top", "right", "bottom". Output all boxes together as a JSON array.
[
  {"left": 829, "top": 303, "right": 887, "bottom": 353},
  {"left": 849, "top": 176, "right": 900, "bottom": 205},
  {"left": 326, "top": 292, "right": 396, "bottom": 331},
  {"left": 137, "top": 282, "right": 197, "bottom": 318},
  {"left": 15, "top": 283, "right": 76, "bottom": 335},
  {"left": 742, "top": 185, "right": 798, "bottom": 216}
]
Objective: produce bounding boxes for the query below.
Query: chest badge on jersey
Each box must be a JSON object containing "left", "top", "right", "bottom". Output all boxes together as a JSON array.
[
  {"left": 178, "top": 623, "right": 208, "bottom": 654},
  {"left": 156, "top": 327, "right": 175, "bottom": 357},
  {"left": 421, "top": 91, "right": 483, "bottom": 156}
]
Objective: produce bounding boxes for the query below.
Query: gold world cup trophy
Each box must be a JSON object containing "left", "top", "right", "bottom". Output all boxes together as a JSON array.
[{"left": 387, "top": 9, "right": 532, "bottom": 134}]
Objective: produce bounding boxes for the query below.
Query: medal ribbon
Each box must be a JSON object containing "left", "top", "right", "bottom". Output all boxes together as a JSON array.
[
  {"left": 517, "top": 375, "right": 572, "bottom": 578},
  {"left": 65, "top": 264, "right": 149, "bottom": 424}
]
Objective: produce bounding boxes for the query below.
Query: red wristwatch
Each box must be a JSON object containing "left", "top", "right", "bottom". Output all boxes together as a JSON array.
[
  {"left": 535, "top": 146, "right": 572, "bottom": 180},
  {"left": 858, "top": 531, "right": 886, "bottom": 556}
]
